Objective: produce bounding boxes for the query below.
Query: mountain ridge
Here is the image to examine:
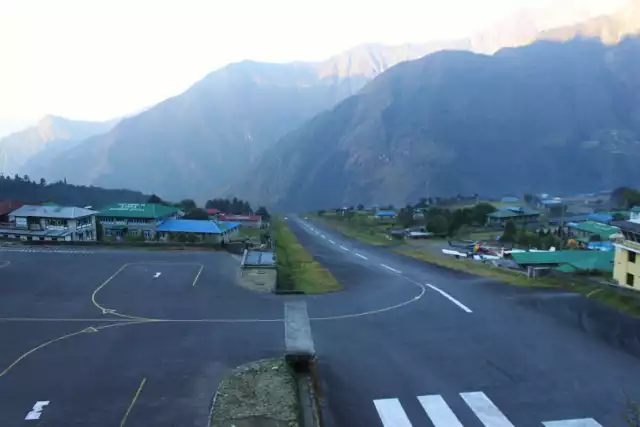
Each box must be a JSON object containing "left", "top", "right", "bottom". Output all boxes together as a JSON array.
[{"left": 231, "top": 38, "right": 640, "bottom": 211}]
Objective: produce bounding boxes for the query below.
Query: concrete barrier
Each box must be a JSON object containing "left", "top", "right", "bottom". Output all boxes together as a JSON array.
[{"left": 284, "top": 301, "right": 315, "bottom": 362}]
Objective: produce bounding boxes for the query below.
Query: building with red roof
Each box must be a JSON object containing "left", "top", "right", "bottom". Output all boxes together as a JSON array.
[{"left": 218, "top": 213, "right": 263, "bottom": 228}]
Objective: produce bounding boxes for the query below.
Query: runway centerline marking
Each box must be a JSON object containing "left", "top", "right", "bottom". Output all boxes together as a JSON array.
[
  {"left": 355, "top": 253, "right": 368, "bottom": 260},
  {"left": 120, "top": 378, "right": 147, "bottom": 427},
  {"left": 339, "top": 245, "right": 349, "bottom": 251},
  {"left": 328, "top": 239, "right": 335, "bottom": 244},
  {"left": 380, "top": 264, "right": 401, "bottom": 274},
  {"left": 153, "top": 272, "right": 161, "bottom": 278},
  {"left": 426, "top": 284, "right": 473, "bottom": 313}
]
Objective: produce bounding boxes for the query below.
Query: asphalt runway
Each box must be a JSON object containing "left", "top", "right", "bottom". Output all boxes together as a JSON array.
[
  {"left": 290, "top": 216, "right": 640, "bottom": 427},
  {"left": 2, "top": 224, "right": 640, "bottom": 427},
  {"left": 0, "top": 250, "right": 284, "bottom": 427}
]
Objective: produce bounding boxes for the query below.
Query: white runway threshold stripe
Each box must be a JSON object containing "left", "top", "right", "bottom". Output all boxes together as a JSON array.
[
  {"left": 374, "top": 398, "right": 413, "bottom": 427},
  {"left": 355, "top": 253, "right": 368, "bottom": 260},
  {"left": 460, "top": 392, "right": 514, "bottom": 427},
  {"left": 543, "top": 419, "right": 604, "bottom": 427},
  {"left": 380, "top": 264, "right": 401, "bottom": 274},
  {"left": 426, "top": 284, "right": 473, "bottom": 313},
  {"left": 418, "top": 395, "right": 464, "bottom": 427}
]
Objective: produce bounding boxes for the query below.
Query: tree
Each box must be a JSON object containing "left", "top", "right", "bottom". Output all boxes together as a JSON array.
[
  {"left": 39, "top": 178, "right": 46, "bottom": 186},
  {"left": 356, "top": 204, "right": 365, "bottom": 211},
  {"left": 255, "top": 206, "right": 270, "bottom": 220},
  {"left": 502, "top": 220, "right": 517, "bottom": 243},
  {"left": 180, "top": 199, "right": 197, "bottom": 211},
  {"left": 317, "top": 209, "right": 325, "bottom": 216},
  {"left": 148, "top": 194, "right": 163, "bottom": 203},
  {"left": 397, "top": 205, "right": 415, "bottom": 228},
  {"left": 183, "top": 208, "right": 209, "bottom": 220},
  {"left": 538, "top": 214, "right": 548, "bottom": 230},
  {"left": 524, "top": 193, "right": 533, "bottom": 204},
  {"left": 427, "top": 215, "right": 449, "bottom": 235},
  {"left": 611, "top": 187, "right": 640, "bottom": 209},
  {"left": 470, "top": 203, "right": 496, "bottom": 225},
  {"left": 456, "top": 224, "right": 471, "bottom": 238}
]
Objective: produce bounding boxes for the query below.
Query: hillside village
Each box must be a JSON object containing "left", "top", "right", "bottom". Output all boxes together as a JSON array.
[{"left": 318, "top": 187, "right": 640, "bottom": 294}]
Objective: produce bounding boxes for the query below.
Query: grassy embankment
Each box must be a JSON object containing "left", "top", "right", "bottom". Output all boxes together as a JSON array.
[
  {"left": 313, "top": 211, "right": 396, "bottom": 246},
  {"left": 273, "top": 217, "right": 342, "bottom": 294},
  {"left": 315, "top": 212, "right": 640, "bottom": 316}
]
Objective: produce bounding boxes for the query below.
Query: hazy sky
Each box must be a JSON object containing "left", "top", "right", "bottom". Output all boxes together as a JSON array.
[{"left": 0, "top": 0, "right": 622, "bottom": 123}]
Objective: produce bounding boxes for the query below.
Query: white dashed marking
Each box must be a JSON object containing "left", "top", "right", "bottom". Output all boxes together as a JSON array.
[
  {"left": 339, "top": 245, "right": 349, "bottom": 251},
  {"left": 380, "top": 264, "right": 401, "bottom": 274},
  {"left": 355, "top": 253, "right": 368, "bottom": 260},
  {"left": 328, "top": 240, "right": 335, "bottom": 244},
  {"left": 426, "top": 284, "right": 472, "bottom": 313}
]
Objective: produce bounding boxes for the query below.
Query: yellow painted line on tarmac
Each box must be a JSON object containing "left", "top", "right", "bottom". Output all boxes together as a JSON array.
[
  {"left": 0, "top": 329, "right": 90, "bottom": 377},
  {"left": 192, "top": 264, "right": 204, "bottom": 287},
  {"left": 0, "top": 320, "right": 151, "bottom": 377},
  {"left": 120, "top": 378, "right": 147, "bottom": 427}
]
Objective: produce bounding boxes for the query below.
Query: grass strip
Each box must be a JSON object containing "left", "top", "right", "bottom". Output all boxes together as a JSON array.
[
  {"left": 210, "top": 358, "right": 300, "bottom": 427},
  {"left": 274, "top": 217, "right": 342, "bottom": 294},
  {"left": 312, "top": 215, "right": 395, "bottom": 246},
  {"left": 397, "top": 248, "right": 640, "bottom": 317}
]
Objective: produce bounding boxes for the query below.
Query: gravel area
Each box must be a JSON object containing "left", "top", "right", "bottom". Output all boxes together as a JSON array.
[{"left": 210, "top": 359, "right": 300, "bottom": 427}]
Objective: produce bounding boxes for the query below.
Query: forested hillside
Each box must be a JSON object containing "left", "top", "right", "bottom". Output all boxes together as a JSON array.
[{"left": 0, "top": 175, "right": 148, "bottom": 207}]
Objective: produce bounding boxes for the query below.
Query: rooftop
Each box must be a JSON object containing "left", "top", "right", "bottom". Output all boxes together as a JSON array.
[
  {"left": 0, "top": 200, "right": 26, "bottom": 216},
  {"left": 512, "top": 250, "right": 613, "bottom": 273},
  {"left": 9, "top": 205, "right": 98, "bottom": 219},
  {"left": 218, "top": 214, "right": 262, "bottom": 221},
  {"left": 156, "top": 219, "right": 240, "bottom": 234},
  {"left": 243, "top": 250, "right": 276, "bottom": 267},
  {"left": 613, "top": 220, "right": 640, "bottom": 234},
  {"left": 569, "top": 221, "right": 620, "bottom": 239},
  {"left": 99, "top": 203, "right": 181, "bottom": 219},
  {"left": 487, "top": 206, "right": 540, "bottom": 218}
]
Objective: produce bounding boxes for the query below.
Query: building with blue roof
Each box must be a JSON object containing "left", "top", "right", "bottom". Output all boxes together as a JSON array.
[
  {"left": 156, "top": 219, "right": 240, "bottom": 243},
  {"left": 374, "top": 210, "right": 397, "bottom": 219}
]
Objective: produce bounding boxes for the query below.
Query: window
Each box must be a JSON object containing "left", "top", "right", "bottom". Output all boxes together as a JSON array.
[
  {"left": 144, "top": 230, "right": 151, "bottom": 239},
  {"left": 627, "top": 273, "right": 635, "bottom": 287},
  {"left": 105, "top": 229, "right": 112, "bottom": 237},
  {"left": 630, "top": 251, "right": 637, "bottom": 264}
]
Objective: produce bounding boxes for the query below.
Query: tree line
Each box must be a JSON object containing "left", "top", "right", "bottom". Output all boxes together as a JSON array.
[
  {"left": 0, "top": 174, "right": 148, "bottom": 207},
  {"left": 144, "top": 195, "right": 270, "bottom": 221}
]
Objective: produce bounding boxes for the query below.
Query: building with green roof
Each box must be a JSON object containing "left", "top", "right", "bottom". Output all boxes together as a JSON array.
[
  {"left": 511, "top": 250, "right": 614, "bottom": 274},
  {"left": 486, "top": 206, "right": 541, "bottom": 227},
  {"left": 568, "top": 221, "right": 620, "bottom": 243},
  {"left": 98, "top": 203, "right": 182, "bottom": 240}
]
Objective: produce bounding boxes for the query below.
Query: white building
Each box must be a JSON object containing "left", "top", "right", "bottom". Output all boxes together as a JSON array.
[{"left": 1, "top": 205, "right": 98, "bottom": 241}]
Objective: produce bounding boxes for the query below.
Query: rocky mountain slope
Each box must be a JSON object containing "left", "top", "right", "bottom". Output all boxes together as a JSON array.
[
  {"left": 234, "top": 38, "right": 640, "bottom": 211},
  {"left": 0, "top": 116, "right": 116, "bottom": 177}
]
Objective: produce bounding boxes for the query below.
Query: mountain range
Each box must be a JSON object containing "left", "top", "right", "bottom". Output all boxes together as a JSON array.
[
  {"left": 238, "top": 37, "right": 640, "bottom": 210},
  {"left": 3, "top": 0, "right": 639, "bottom": 207},
  {"left": 0, "top": 116, "right": 117, "bottom": 178}
]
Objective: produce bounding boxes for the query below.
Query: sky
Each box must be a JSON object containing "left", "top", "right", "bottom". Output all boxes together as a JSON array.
[{"left": 0, "top": 0, "right": 624, "bottom": 126}]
